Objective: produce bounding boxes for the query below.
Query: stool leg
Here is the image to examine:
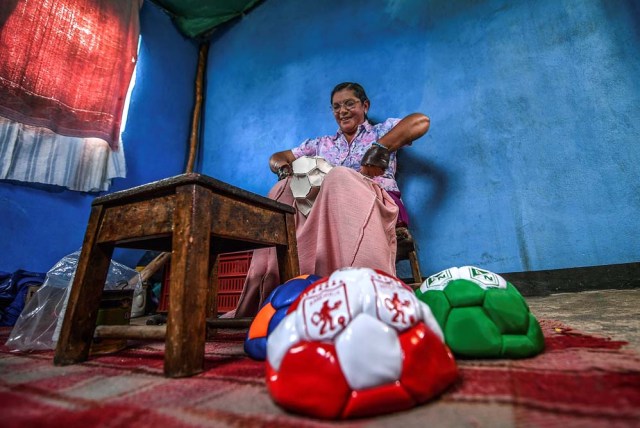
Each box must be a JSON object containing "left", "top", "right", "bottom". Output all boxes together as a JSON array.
[
  {"left": 164, "top": 185, "right": 212, "bottom": 378},
  {"left": 206, "top": 253, "right": 220, "bottom": 339},
  {"left": 275, "top": 212, "right": 300, "bottom": 283},
  {"left": 55, "top": 205, "right": 113, "bottom": 365},
  {"left": 409, "top": 250, "right": 422, "bottom": 286}
]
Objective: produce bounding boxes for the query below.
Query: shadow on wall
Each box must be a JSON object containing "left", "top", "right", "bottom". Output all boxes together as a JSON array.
[{"left": 395, "top": 149, "right": 448, "bottom": 234}]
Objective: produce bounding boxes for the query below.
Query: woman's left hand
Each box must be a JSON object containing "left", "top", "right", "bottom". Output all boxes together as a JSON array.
[
  {"left": 360, "top": 142, "right": 390, "bottom": 178},
  {"left": 360, "top": 165, "right": 385, "bottom": 178}
]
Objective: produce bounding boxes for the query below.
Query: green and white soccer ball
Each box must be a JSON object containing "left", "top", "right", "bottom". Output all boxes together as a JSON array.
[{"left": 415, "top": 266, "right": 544, "bottom": 358}]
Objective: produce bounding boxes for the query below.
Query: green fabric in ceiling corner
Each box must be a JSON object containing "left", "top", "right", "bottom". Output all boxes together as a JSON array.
[{"left": 150, "top": 0, "right": 263, "bottom": 38}]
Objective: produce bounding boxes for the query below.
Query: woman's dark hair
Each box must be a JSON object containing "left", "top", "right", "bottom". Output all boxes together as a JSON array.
[{"left": 330, "top": 82, "right": 369, "bottom": 104}]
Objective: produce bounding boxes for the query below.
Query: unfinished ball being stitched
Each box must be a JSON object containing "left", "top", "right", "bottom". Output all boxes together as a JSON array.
[{"left": 290, "top": 156, "right": 333, "bottom": 216}]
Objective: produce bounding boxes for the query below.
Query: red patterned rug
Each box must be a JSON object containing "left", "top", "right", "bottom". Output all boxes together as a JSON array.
[{"left": 1, "top": 320, "right": 638, "bottom": 427}]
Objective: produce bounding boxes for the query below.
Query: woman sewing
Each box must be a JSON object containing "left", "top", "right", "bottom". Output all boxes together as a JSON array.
[{"left": 234, "top": 82, "right": 430, "bottom": 317}]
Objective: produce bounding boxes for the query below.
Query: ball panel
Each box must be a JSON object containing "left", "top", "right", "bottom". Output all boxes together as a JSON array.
[
  {"left": 418, "top": 266, "right": 460, "bottom": 292},
  {"left": 483, "top": 286, "right": 530, "bottom": 334},
  {"left": 247, "top": 303, "right": 276, "bottom": 340},
  {"left": 335, "top": 314, "right": 402, "bottom": 390},
  {"left": 308, "top": 171, "right": 325, "bottom": 187},
  {"left": 369, "top": 273, "right": 420, "bottom": 332},
  {"left": 266, "top": 307, "right": 288, "bottom": 335},
  {"left": 291, "top": 156, "right": 316, "bottom": 174},
  {"left": 342, "top": 381, "right": 414, "bottom": 419},
  {"left": 398, "top": 323, "right": 458, "bottom": 402},
  {"left": 496, "top": 313, "right": 544, "bottom": 358},
  {"left": 271, "top": 275, "right": 321, "bottom": 308},
  {"left": 244, "top": 303, "right": 277, "bottom": 360},
  {"left": 445, "top": 307, "right": 502, "bottom": 357},
  {"left": 294, "top": 270, "right": 371, "bottom": 341},
  {"left": 266, "top": 312, "right": 300, "bottom": 371},
  {"left": 295, "top": 283, "right": 352, "bottom": 342},
  {"left": 458, "top": 266, "right": 508, "bottom": 289},
  {"left": 416, "top": 291, "right": 451, "bottom": 333},
  {"left": 266, "top": 342, "right": 351, "bottom": 419},
  {"left": 443, "top": 279, "right": 486, "bottom": 306},
  {"left": 317, "top": 158, "right": 333, "bottom": 174},
  {"left": 290, "top": 176, "right": 312, "bottom": 198},
  {"left": 244, "top": 337, "right": 267, "bottom": 360},
  {"left": 501, "top": 334, "right": 538, "bottom": 358}
]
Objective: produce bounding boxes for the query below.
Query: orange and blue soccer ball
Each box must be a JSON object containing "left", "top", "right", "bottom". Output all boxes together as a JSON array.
[{"left": 244, "top": 274, "right": 322, "bottom": 360}]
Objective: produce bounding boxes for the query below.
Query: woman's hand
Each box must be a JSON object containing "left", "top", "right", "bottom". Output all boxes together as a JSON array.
[
  {"left": 269, "top": 150, "right": 296, "bottom": 180},
  {"left": 360, "top": 142, "right": 390, "bottom": 178},
  {"left": 360, "top": 164, "right": 385, "bottom": 178},
  {"left": 276, "top": 163, "right": 293, "bottom": 180}
]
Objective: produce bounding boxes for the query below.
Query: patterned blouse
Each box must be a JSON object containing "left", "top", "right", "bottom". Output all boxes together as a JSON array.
[{"left": 291, "top": 118, "right": 401, "bottom": 192}]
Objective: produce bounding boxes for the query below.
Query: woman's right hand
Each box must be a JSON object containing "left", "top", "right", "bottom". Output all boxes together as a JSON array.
[
  {"left": 276, "top": 163, "right": 292, "bottom": 180},
  {"left": 269, "top": 150, "right": 296, "bottom": 180}
]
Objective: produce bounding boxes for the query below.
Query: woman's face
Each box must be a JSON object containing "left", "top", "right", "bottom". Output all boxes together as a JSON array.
[{"left": 331, "top": 89, "right": 369, "bottom": 137}]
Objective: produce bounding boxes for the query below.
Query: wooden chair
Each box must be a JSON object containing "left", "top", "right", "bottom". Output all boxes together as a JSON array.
[
  {"left": 53, "top": 173, "right": 299, "bottom": 378},
  {"left": 396, "top": 226, "right": 423, "bottom": 287}
]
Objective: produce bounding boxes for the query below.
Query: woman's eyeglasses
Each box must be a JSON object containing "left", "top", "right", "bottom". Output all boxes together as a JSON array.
[{"left": 331, "top": 99, "right": 361, "bottom": 112}]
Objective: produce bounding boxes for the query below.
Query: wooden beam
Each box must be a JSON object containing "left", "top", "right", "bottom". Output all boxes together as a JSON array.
[
  {"left": 186, "top": 42, "right": 209, "bottom": 174},
  {"left": 93, "top": 318, "right": 253, "bottom": 341},
  {"left": 95, "top": 325, "right": 166, "bottom": 340}
]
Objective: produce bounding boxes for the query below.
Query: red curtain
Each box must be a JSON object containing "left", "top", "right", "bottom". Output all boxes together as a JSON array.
[{"left": 0, "top": 0, "right": 140, "bottom": 150}]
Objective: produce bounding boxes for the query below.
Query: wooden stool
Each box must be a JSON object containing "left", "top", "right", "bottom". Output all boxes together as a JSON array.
[{"left": 53, "top": 173, "right": 299, "bottom": 378}]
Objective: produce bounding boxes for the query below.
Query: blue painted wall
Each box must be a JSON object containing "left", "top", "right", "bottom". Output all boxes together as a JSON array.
[
  {"left": 2, "top": 0, "right": 639, "bottom": 279},
  {"left": 202, "top": 0, "right": 640, "bottom": 275},
  {"left": 0, "top": 2, "right": 198, "bottom": 272}
]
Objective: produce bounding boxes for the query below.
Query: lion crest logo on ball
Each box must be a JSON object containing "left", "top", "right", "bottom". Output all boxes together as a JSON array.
[{"left": 303, "top": 281, "right": 349, "bottom": 338}]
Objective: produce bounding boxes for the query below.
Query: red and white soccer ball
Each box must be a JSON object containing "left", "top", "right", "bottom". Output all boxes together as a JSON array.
[{"left": 266, "top": 267, "right": 458, "bottom": 419}]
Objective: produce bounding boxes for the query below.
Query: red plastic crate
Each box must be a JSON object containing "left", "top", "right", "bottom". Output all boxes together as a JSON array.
[
  {"left": 158, "top": 261, "right": 170, "bottom": 312},
  {"left": 218, "top": 252, "right": 252, "bottom": 276},
  {"left": 216, "top": 251, "right": 253, "bottom": 312},
  {"left": 158, "top": 251, "right": 253, "bottom": 314},
  {"left": 217, "top": 293, "right": 242, "bottom": 314},
  {"left": 217, "top": 276, "right": 245, "bottom": 294}
]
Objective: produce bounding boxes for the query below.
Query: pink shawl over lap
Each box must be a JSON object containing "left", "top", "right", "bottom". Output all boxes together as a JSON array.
[{"left": 234, "top": 166, "right": 398, "bottom": 317}]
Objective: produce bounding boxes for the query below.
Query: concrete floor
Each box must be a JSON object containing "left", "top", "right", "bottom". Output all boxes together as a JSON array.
[{"left": 526, "top": 288, "right": 640, "bottom": 352}]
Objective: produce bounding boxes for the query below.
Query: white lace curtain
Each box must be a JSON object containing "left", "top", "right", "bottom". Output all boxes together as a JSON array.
[{"left": 0, "top": 117, "right": 126, "bottom": 192}]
